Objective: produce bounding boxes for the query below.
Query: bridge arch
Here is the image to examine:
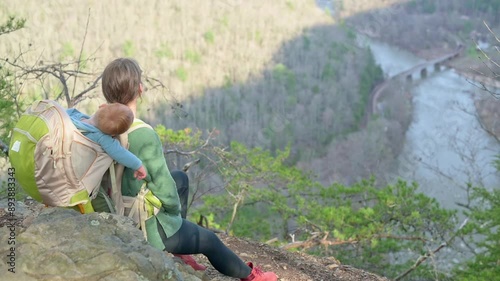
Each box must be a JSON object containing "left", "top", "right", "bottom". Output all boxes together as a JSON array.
[
  {"left": 434, "top": 63, "right": 441, "bottom": 72},
  {"left": 420, "top": 68, "right": 427, "bottom": 78}
]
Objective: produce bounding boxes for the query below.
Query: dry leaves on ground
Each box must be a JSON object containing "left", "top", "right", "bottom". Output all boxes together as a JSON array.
[{"left": 192, "top": 233, "right": 390, "bottom": 281}]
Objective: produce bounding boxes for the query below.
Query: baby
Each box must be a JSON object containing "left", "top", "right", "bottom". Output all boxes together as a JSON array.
[{"left": 67, "top": 103, "right": 147, "bottom": 180}]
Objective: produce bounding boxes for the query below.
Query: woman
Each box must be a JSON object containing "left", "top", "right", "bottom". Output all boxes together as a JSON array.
[{"left": 99, "top": 58, "right": 277, "bottom": 281}]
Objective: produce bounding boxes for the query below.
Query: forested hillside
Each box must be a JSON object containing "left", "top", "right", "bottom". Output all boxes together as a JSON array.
[
  {"left": 163, "top": 25, "right": 381, "bottom": 163},
  {"left": 0, "top": 0, "right": 392, "bottom": 185},
  {"left": 346, "top": 0, "right": 500, "bottom": 56}
]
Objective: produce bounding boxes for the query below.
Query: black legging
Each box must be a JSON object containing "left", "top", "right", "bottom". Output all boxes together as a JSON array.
[
  {"left": 167, "top": 171, "right": 252, "bottom": 278},
  {"left": 158, "top": 218, "right": 251, "bottom": 278},
  {"left": 170, "top": 170, "right": 189, "bottom": 219}
]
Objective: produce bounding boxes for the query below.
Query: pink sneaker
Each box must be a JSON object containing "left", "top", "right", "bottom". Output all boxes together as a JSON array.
[
  {"left": 241, "top": 262, "right": 277, "bottom": 281},
  {"left": 173, "top": 254, "right": 207, "bottom": 271}
]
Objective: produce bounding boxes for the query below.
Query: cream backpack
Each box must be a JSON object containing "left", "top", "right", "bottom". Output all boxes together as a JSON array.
[{"left": 9, "top": 100, "right": 160, "bottom": 239}]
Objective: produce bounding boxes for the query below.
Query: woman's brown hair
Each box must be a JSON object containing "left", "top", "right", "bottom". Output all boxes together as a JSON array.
[{"left": 101, "top": 58, "right": 142, "bottom": 105}]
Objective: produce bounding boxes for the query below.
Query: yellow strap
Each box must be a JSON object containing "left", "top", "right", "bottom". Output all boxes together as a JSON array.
[
  {"left": 144, "top": 190, "right": 162, "bottom": 214},
  {"left": 77, "top": 204, "right": 85, "bottom": 214}
]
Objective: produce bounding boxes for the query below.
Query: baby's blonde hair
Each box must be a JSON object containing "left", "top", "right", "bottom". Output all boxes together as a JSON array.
[{"left": 94, "top": 103, "right": 134, "bottom": 135}]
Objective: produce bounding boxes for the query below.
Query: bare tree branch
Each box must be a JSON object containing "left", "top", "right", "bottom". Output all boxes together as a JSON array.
[
  {"left": 164, "top": 129, "right": 216, "bottom": 155},
  {"left": 282, "top": 237, "right": 357, "bottom": 251},
  {"left": 281, "top": 231, "right": 428, "bottom": 251},
  {"left": 462, "top": 21, "right": 500, "bottom": 98},
  {"left": 0, "top": 56, "right": 100, "bottom": 107},
  {"left": 182, "top": 158, "right": 200, "bottom": 172},
  {"left": 71, "top": 74, "right": 102, "bottom": 106},
  {"left": 394, "top": 218, "right": 469, "bottom": 281},
  {"left": 71, "top": 9, "right": 91, "bottom": 99}
]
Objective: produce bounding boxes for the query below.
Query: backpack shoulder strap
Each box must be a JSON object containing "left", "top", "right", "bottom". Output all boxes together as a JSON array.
[{"left": 118, "top": 119, "right": 154, "bottom": 149}]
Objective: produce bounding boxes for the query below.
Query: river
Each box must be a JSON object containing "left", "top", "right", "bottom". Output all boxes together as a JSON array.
[
  {"left": 357, "top": 25, "right": 500, "bottom": 273},
  {"left": 358, "top": 36, "right": 500, "bottom": 210}
]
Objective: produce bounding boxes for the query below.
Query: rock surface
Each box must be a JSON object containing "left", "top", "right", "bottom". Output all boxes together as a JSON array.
[{"left": 0, "top": 199, "right": 204, "bottom": 281}]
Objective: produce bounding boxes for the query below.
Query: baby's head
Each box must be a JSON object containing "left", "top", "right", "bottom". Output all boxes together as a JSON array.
[{"left": 94, "top": 103, "right": 134, "bottom": 136}]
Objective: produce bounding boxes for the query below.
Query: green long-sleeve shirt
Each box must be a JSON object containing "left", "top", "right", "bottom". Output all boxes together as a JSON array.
[{"left": 121, "top": 120, "right": 182, "bottom": 250}]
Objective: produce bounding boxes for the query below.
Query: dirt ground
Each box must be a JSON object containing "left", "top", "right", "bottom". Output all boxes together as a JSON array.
[{"left": 191, "top": 233, "right": 389, "bottom": 281}]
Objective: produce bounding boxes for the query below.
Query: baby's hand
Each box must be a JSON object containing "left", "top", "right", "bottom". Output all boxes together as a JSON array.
[{"left": 134, "top": 165, "right": 147, "bottom": 180}]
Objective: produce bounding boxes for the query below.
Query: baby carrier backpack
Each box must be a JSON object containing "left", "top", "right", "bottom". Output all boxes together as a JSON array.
[
  {"left": 9, "top": 100, "right": 113, "bottom": 213},
  {"left": 9, "top": 100, "right": 160, "bottom": 239}
]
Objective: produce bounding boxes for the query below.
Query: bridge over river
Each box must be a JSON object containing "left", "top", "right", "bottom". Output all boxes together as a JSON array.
[{"left": 369, "top": 45, "right": 465, "bottom": 116}]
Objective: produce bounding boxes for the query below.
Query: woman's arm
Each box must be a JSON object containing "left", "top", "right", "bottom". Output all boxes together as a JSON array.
[{"left": 128, "top": 127, "right": 181, "bottom": 215}]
